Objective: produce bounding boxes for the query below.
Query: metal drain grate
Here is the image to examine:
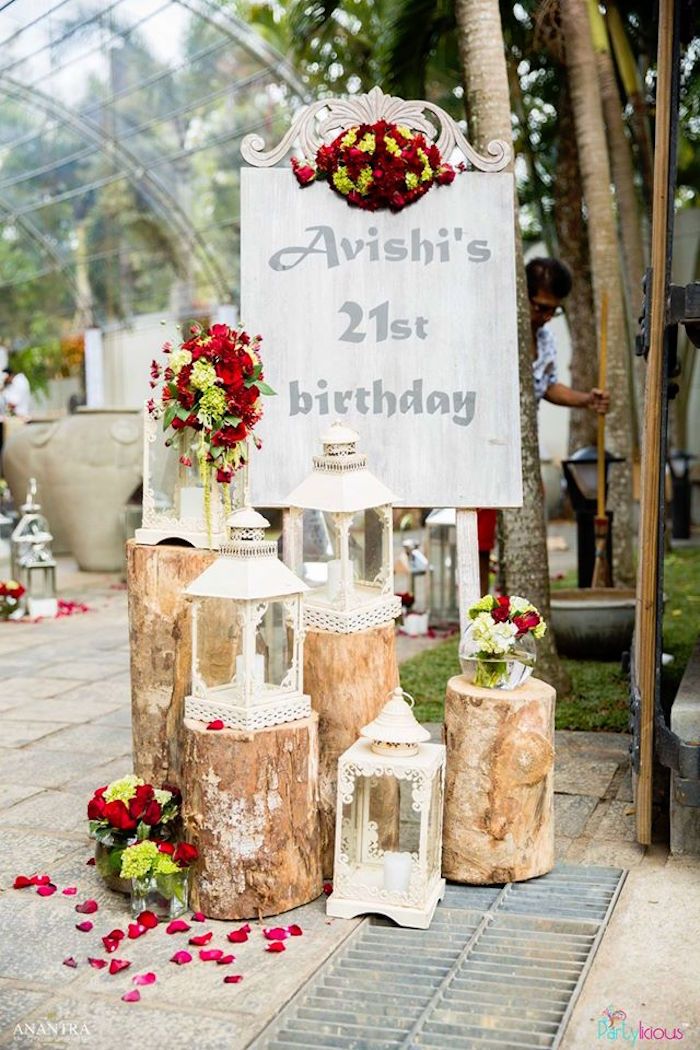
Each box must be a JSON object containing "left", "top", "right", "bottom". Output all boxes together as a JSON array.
[{"left": 251, "top": 864, "right": 626, "bottom": 1050}]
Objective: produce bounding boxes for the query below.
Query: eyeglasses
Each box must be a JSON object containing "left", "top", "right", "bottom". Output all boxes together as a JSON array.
[{"left": 530, "top": 299, "right": 564, "bottom": 318}]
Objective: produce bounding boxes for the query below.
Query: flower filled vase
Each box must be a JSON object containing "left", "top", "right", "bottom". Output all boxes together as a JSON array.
[
  {"left": 458, "top": 594, "right": 547, "bottom": 691},
  {"left": 459, "top": 623, "right": 537, "bottom": 690},
  {"left": 94, "top": 842, "right": 131, "bottom": 895},
  {"left": 130, "top": 870, "right": 189, "bottom": 921}
]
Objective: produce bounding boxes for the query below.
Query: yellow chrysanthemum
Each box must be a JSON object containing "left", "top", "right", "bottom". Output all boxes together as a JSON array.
[
  {"left": 358, "top": 132, "right": 375, "bottom": 153},
  {"left": 332, "top": 165, "right": 355, "bottom": 195},
  {"left": 190, "top": 360, "right": 217, "bottom": 391},
  {"left": 384, "top": 136, "right": 401, "bottom": 156},
  {"left": 104, "top": 775, "right": 144, "bottom": 804},
  {"left": 405, "top": 172, "right": 419, "bottom": 190},
  {"left": 341, "top": 129, "right": 358, "bottom": 147},
  {"left": 396, "top": 125, "right": 412, "bottom": 139},
  {"left": 356, "top": 166, "right": 374, "bottom": 194}
]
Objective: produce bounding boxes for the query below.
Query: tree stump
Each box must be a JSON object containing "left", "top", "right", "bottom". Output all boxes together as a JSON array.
[
  {"left": 443, "top": 675, "right": 555, "bottom": 884},
  {"left": 127, "top": 541, "right": 217, "bottom": 787},
  {"left": 304, "top": 623, "right": 400, "bottom": 876},
  {"left": 181, "top": 714, "right": 322, "bottom": 919}
]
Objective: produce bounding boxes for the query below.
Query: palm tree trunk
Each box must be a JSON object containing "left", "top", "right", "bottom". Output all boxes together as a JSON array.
[
  {"left": 454, "top": 0, "right": 571, "bottom": 696},
  {"left": 553, "top": 81, "right": 598, "bottom": 453},
  {"left": 560, "top": 0, "right": 635, "bottom": 587}
]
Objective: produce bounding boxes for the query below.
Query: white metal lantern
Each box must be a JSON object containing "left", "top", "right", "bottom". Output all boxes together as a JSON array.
[
  {"left": 425, "top": 507, "right": 459, "bottom": 626},
  {"left": 135, "top": 404, "right": 228, "bottom": 548},
  {"left": 327, "top": 688, "right": 446, "bottom": 930},
  {"left": 284, "top": 423, "right": 401, "bottom": 633},
  {"left": 184, "top": 507, "right": 311, "bottom": 731},
  {"left": 10, "top": 479, "right": 58, "bottom": 618}
]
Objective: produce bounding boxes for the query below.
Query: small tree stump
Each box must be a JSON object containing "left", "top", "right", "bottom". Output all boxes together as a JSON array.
[
  {"left": 127, "top": 541, "right": 217, "bottom": 786},
  {"left": 443, "top": 675, "right": 555, "bottom": 884},
  {"left": 304, "top": 623, "right": 400, "bottom": 877},
  {"left": 181, "top": 714, "right": 322, "bottom": 919}
]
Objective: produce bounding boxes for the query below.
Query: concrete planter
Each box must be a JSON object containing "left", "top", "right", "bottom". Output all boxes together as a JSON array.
[
  {"left": 3, "top": 416, "right": 72, "bottom": 553},
  {"left": 550, "top": 588, "right": 636, "bottom": 660}
]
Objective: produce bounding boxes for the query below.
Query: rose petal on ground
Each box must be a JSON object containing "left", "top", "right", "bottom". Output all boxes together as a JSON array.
[
  {"left": 13, "top": 875, "right": 34, "bottom": 889},
  {"left": 322, "top": 881, "right": 333, "bottom": 895},
  {"left": 170, "top": 950, "right": 192, "bottom": 965},
  {"left": 165, "top": 919, "right": 190, "bottom": 934},
  {"left": 75, "top": 921, "right": 93, "bottom": 933},
  {"left": 227, "top": 929, "right": 249, "bottom": 944},
  {"left": 199, "top": 949, "right": 223, "bottom": 962},
  {"left": 127, "top": 924, "right": 145, "bottom": 940},
  {"left": 108, "top": 959, "right": 131, "bottom": 975},
  {"left": 106, "top": 929, "right": 125, "bottom": 942},
  {"left": 224, "top": 975, "right": 243, "bottom": 984},
  {"left": 216, "top": 954, "right": 235, "bottom": 965},
  {"left": 86, "top": 857, "right": 96, "bottom": 866},
  {"left": 265, "top": 941, "right": 286, "bottom": 953},
  {"left": 263, "top": 927, "right": 289, "bottom": 941},
  {"left": 206, "top": 720, "right": 224, "bottom": 730},
  {"left": 75, "top": 899, "right": 98, "bottom": 914},
  {"left": 63, "top": 956, "right": 78, "bottom": 968},
  {"left": 102, "top": 936, "right": 120, "bottom": 954},
  {"left": 137, "top": 910, "right": 158, "bottom": 929},
  {"left": 121, "top": 989, "right": 140, "bottom": 1003},
  {"left": 36, "top": 884, "right": 57, "bottom": 897},
  {"left": 62, "top": 887, "right": 78, "bottom": 896},
  {"left": 191, "top": 911, "right": 206, "bottom": 922},
  {"left": 188, "top": 932, "right": 212, "bottom": 946},
  {"left": 88, "top": 957, "right": 107, "bottom": 969},
  {"left": 33, "top": 874, "right": 51, "bottom": 886},
  {"left": 287, "top": 924, "right": 303, "bottom": 937},
  {"left": 132, "top": 972, "right": 157, "bottom": 986}
]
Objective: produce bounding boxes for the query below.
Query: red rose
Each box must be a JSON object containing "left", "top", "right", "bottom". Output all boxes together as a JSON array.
[
  {"left": 173, "top": 842, "right": 199, "bottom": 867},
  {"left": 128, "top": 784, "right": 154, "bottom": 821},
  {"left": 216, "top": 360, "right": 245, "bottom": 390},
  {"left": 291, "top": 159, "right": 316, "bottom": 187},
  {"left": 210, "top": 324, "right": 229, "bottom": 338},
  {"left": 156, "top": 841, "right": 175, "bottom": 854},
  {"left": 103, "top": 799, "right": 137, "bottom": 831},
  {"left": 513, "top": 611, "right": 540, "bottom": 636},
  {"left": 216, "top": 467, "right": 233, "bottom": 484},
  {"left": 436, "top": 165, "right": 456, "bottom": 186},
  {"left": 491, "top": 595, "right": 511, "bottom": 623},
  {"left": 87, "top": 795, "right": 106, "bottom": 820},
  {"left": 171, "top": 417, "right": 186, "bottom": 430},
  {"left": 140, "top": 800, "right": 162, "bottom": 826}
]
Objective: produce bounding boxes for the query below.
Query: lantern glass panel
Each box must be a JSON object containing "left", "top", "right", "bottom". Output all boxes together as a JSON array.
[
  {"left": 428, "top": 524, "right": 458, "bottom": 622},
  {"left": 340, "top": 775, "right": 423, "bottom": 894},
  {"left": 254, "top": 601, "right": 293, "bottom": 687},
  {"left": 351, "top": 508, "right": 384, "bottom": 586},
  {"left": 193, "top": 598, "right": 241, "bottom": 697},
  {"left": 149, "top": 431, "right": 209, "bottom": 519}
]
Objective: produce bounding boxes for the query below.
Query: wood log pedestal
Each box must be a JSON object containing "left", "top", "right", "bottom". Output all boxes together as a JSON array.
[
  {"left": 181, "top": 714, "right": 322, "bottom": 920},
  {"left": 127, "top": 540, "right": 217, "bottom": 787},
  {"left": 303, "top": 622, "right": 400, "bottom": 877},
  {"left": 443, "top": 675, "right": 556, "bottom": 885}
]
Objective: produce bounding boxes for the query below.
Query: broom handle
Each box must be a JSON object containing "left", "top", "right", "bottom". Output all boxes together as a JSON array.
[{"left": 597, "top": 292, "right": 608, "bottom": 519}]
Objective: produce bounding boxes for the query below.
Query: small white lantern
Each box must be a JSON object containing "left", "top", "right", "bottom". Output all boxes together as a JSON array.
[
  {"left": 135, "top": 405, "right": 228, "bottom": 548},
  {"left": 184, "top": 507, "right": 311, "bottom": 731},
  {"left": 327, "top": 688, "right": 446, "bottom": 930},
  {"left": 10, "top": 479, "right": 58, "bottom": 618},
  {"left": 284, "top": 423, "right": 401, "bottom": 633}
]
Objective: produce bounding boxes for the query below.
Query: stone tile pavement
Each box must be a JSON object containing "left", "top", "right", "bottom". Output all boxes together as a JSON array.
[{"left": 0, "top": 560, "right": 695, "bottom": 1048}]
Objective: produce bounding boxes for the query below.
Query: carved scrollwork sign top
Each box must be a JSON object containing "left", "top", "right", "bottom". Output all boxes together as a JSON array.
[{"left": 241, "top": 85, "right": 511, "bottom": 173}]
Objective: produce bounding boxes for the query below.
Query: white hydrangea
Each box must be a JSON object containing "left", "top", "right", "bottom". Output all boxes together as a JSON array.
[
  {"left": 509, "top": 595, "right": 532, "bottom": 615},
  {"left": 169, "top": 348, "right": 192, "bottom": 374},
  {"left": 153, "top": 789, "right": 172, "bottom": 806},
  {"left": 470, "top": 612, "right": 518, "bottom": 655}
]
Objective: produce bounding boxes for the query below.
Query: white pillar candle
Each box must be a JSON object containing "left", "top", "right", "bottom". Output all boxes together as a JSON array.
[
  {"left": 326, "top": 558, "right": 343, "bottom": 597},
  {"left": 178, "top": 486, "right": 202, "bottom": 519},
  {"left": 235, "top": 653, "right": 265, "bottom": 685},
  {"left": 382, "top": 851, "right": 412, "bottom": 894}
]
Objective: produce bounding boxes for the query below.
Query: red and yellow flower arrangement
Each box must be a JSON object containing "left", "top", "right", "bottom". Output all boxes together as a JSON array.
[
  {"left": 0, "top": 579, "right": 25, "bottom": 620},
  {"left": 291, "top": 120, "right": 457, "bottom": 212}
]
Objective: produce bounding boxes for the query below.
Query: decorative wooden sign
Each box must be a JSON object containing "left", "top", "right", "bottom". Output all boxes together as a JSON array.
[{"left": 240, "top": 88, "right": 520, "bottom": 511}]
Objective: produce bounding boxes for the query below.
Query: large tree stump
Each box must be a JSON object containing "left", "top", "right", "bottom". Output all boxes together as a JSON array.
[
  {"left": 304, "top": 623, "right": 400, "bottom": 876},
  {"left": 443, "top": 675, "right": 555, "bottom": 884},
  {"left": 181, "top": 714, "right": 322, "bottom": 919},
  {"left": 127, "top": 540, "right": 217, "bottom": 786}
]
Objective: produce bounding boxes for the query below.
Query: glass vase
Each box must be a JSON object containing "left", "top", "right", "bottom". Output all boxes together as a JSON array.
[
  {"left": 95, "top": 842, "right": 131, "bottom": 895},
  {"left": 130, "top": 870, "right": 189, "bottom": 920},
  {"left": 458, "top": 623, "right": 537, "bottom": 690}
]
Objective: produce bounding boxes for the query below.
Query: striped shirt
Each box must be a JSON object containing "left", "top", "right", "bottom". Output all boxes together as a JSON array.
[{"left": 532, "top": 326, "right": 558, "bottom": 401}]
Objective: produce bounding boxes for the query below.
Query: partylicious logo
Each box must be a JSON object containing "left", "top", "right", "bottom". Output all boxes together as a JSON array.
[{"left": 597, "top": 1005, "right": 686, "bottom": 1041}]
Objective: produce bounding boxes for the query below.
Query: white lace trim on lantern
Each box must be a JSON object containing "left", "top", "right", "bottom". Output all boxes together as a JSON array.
[
  {"left": 312, "top": 452, "right": 367, "bottom": 473},
  {"left": 304, "top": 595, "right": 402, "bottom": 634},
  {"left": 184, "top": 693, "right": 311, "bottom": 731}
]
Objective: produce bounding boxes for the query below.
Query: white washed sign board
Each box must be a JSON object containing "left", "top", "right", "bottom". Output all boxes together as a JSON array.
[{"left": 241, "top": 168, "right": 521, "bottom": 508}]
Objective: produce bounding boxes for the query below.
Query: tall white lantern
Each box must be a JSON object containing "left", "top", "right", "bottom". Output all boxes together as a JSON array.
[
  {"left": 10, "top": 479, "right": 58, "bottom": 618},
  {"left": 327, "top": 688, "right": 446, "bottom": 930},
  {"left": 183, "top": 507, "right": 311, "bottom": 731},
  {"left": 284, "top": 423, "right": 401, "bottom": 633}
]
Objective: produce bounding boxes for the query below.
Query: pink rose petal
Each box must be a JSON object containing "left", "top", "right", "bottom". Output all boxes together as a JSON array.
[
  {"left": 188, "top": 932, "right": 212, "bottom": 947},
  {"left": 216, "top": 954, "right": 235, "bottom": 965},
  {"left": 165, "top": 919, "right": 190, "bottom": 935},
  {"left": 127, "top": 923, "right": 145, "bottom": 940},
  {"left": 287, "top": 924, "right": 303, "bottom": 937},
  {"left": 88, "top": 957, "right": 107, "bottom": 969},
  {"left": 199, "top": 949, "right": 223, "bottom": 962},
  {"left": 263, "top": 927, "right": 289, "bottom": 941},
  {"left": 62, "top": 956, "right": 78, "bottom": 968},
  {"left": 227, "top": 928, "right": 249, "bottom": 944},
  {"left": 102, "top": 936, "right": 120, "bottom": 954},
  {"left": 33, "top": 874, "right": 52, "bottom": 886},
  {"left": 322, "top": 881, "right": 333, "bottom": 895},
  {"left": 36, "top": 884, "right": 57, "bottom": 897},
  {"left": 265, "top": 941, "right": 286, "bottom": 953},
  {"left": 62, "top": 887, "right": 78, "bottom": 896},
  {"left": 170, "top": 950, "right": 192, "bottom": 965},
  {"left": 224, "top": 974, "right": 243, "bottom": 983},
  {"left": 108, "top": 959, "right": 131, "bottom": 975},
  {"left": 75, "top": 899, "right": 98, "bottom": 914},
  {"left": 191, "top": 911, "right": 206, "bottom": 922},
  {"left": 137, "top": 911, "right": 158, "bottom": 929},
  {"left": 206, "top": 720, "right": 224, "bottom": 730},
  {"left": 106, "top": 929, "right": 125, "bottom": 942},
  {"left": 75, "top": 921, "right": 93, "bottom": 933},
  {"left": 121, "top": 989, "right": 140, "bottom": 1003},
  {"left": 132, "top": 972, "right": 157, "bottom": 986}
]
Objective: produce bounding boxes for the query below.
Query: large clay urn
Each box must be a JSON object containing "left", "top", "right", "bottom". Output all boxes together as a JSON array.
[{"left": 3, "top": 417, "right": 72, "bottom": 553}]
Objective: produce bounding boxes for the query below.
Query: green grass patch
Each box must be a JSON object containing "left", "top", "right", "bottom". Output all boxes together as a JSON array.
[{"left": 401, "top": 547, "right": 700, "bottom": 730}]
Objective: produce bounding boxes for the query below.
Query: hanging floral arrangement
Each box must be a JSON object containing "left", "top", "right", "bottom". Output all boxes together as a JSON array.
[
  {"left": 291, "top": 120, "right": 457, "bottom": 212},
  {"left": 148, "top": 323, "right": 274, "bottom": 532}
]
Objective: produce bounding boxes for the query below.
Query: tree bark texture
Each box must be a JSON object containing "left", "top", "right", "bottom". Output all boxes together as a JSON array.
[
  {"left": 127, "top": 540, "right": 217, "bottom": 787},
  {"left": 560, "top": 0, "right": 635, "bottom": 586},
  {"left": 181, "top": 714, "right": 322, "bottom": 919},
  {"left": 454, "top": 0, "right": 571, "bottom": 696},
  {"left": 442, "top": 675, "right": 555, "bottom": 884},
  {"left": 304, "top": 623, "right": 400, "bottom": 876},
  {"left": 554, "top": 81, "right": 598, "bottom": 453}
]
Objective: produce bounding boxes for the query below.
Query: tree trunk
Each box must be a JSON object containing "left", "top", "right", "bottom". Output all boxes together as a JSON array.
[
  {"left": 553, "top": 81, "right": 598, "bottom": 453},
  {"left": 454, "top": 0, "right": 571, "bottom": 695},
  {"left": 560, "top": 0, "right": 635, "bottom": 587}
]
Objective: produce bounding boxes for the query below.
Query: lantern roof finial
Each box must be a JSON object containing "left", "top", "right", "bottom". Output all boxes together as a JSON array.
[
  {"left": 284, "top": 425, "right": 397, "bottom": 512},
  {"left": 361, "top": 687, "right": 430, "bottom": 755}
]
